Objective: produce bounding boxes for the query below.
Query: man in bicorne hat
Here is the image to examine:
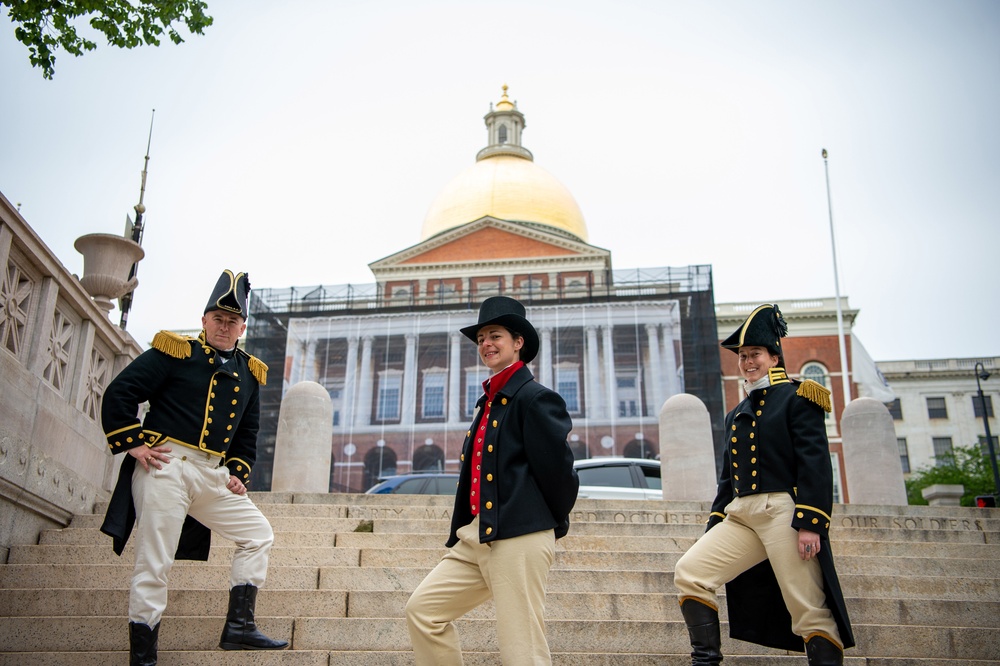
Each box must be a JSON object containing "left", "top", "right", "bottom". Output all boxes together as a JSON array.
[
  {"left": 673, "top": 304, "right": 854, "bottom": 666},
  {"left": 101, "top": 270, "right": 288, "bottom": 665},
  {"left": 406, "top": 296, "right": 579, "bottom": 665}
]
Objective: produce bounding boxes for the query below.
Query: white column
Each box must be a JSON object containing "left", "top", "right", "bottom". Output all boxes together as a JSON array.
[
  {"left": 342, "top": 335, "right": 359, "bottom": 425},
  {"left": 354, "top": 335, "right": 374, "bottom": 426},
  {"left": 448, "top": 331, "right": 462, "bottom": 424},
  {"left": 539, "top": 327, "right": 553, "bottom": 389},
  {"left": 586, "top": 325, "right": 602, "bottom": 417},
  {"left": 660, "top": 322, "right": 679, "bottom": 397},
  {"left": 401, "top": 333, "right": 418, "bottom": 425},
  {"left": 293, "top": 338, "right": 318, "bottom": 388},
  {"left": 645, "top": 324, "right": 664, "bottom": 416},
  {"left": 602, "top": 324, "right": 617, "bottom": 420}
]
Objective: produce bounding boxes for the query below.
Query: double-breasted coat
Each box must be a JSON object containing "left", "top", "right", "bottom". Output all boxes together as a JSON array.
[
  {"left": 447, "top": 365, "right": 579, "bottom": 547},
  {"left": 99, "top": 331, "right": 267, "bottom": 560},
  {"left": 707, "top": 374, "right": 855, "bottom": 651}
]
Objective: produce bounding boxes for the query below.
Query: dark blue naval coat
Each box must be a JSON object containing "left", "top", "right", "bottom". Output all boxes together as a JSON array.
[
  {"left": 706, "top": 370, "right": 855, "bottom": 651},
  {"left": 447, "top": 365, "right": 579, "bottom": 548},
  {"left": 99, "top": 330, "right": 267, "bottom": 560}
]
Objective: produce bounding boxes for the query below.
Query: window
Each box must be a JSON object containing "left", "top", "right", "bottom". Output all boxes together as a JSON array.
[
  {"left": 376, "top": 373, "right": 402, "bottom": 421},
  {"left": 517, "top": 277, "right": 543, "bottom": 296},
  {"left": 801, "top": 362, "right": 832, "bottom": 421},
  {"left": 498, "top": 124, "right": 508, "bottom": 144},
  {"left": 465, "top": 367, "right": 487, "bottom": 416},
  {"left": 639, "top": 463, "right": 662, "bottom": 490},
  {"left": 801, "top": 363, "right": 828, "bottom": 387},
  {"left": 328, "top": 388, "right": 342, "bottom": 427},
  {"left": 979, "top": 436, "right": 999, "bottom": 457},
  {"left": 887, "top": 398, "right": 903, "bottom": 420},
  {"left": 577, "top": 464, "right": 633, "bottom": 488},
  {"left": 556, "top": 366, "right": 580, "bottom": 413},
  {"left": 932, "top": 437, "right": 954, "bottom": 466},
  {"left": 926, "top": 397, "right": 948, "bottom": 419},
  {"left": 617, "top": 375, "right": 639, "bottom": 417},
  {"left": 897, "top": 437, "right": 910, "bottom": 474},
  {"left": 973, "top": 395, "right": 995, "bottom": 419},
  {"left": 830, "top": 452, "right": 842, "bottom": 503},
  {"left": 422, "top": 371, "right": 446, "bottom": 419}
]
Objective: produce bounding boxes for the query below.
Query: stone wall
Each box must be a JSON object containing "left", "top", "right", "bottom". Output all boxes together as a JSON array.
[{"left": 0, "top": 191, "right": 142, "bottom": 561}]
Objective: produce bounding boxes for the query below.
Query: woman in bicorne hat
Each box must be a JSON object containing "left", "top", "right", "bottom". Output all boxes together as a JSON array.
[
  {"left": 673, "top": 304, "right": 855, "bottom": 666},
  {"left": 406, "top": 296, "right": 579, "bottom": 665}
]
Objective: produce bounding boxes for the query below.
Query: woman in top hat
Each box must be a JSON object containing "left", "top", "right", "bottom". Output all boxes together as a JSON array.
[
  {"left": 405, "top": 296, "right": 579, "bottom": 665},
  {"left": 673, "top": 304, "right": 854, "bottom": 666}
]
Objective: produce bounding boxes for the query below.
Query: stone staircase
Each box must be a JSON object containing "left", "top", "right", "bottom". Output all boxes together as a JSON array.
[{"left": 0, "top": 493, "right": 997, "bottom": 665}]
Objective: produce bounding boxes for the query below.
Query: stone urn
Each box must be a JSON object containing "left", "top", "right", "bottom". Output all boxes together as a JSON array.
[{"left": 73, "top": 233, "right": 145, "bottom": 313}]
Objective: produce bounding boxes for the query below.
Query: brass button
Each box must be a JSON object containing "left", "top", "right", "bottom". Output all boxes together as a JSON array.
[
  {"left": 488, "top": 445, "right": 493, "bottom": 453},
  {"left": 486, "top": 473, "right": 493, "bottom": 482},
  {"left": 485, "top": 527, "right": 492, "bottom": 535},
  {"left": 485, "top": 501, "right": 493, "bottom": 509}
]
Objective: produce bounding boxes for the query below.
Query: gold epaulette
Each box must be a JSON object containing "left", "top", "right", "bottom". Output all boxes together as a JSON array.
[
  {"left": 151, "top": 331, "right": 193, "bottom": 359},
  {"left": 796, "top": 379, "right": 832, "bottom": 413},
  {"left": 247, "top": 354, "right": 268, "bottom": 385}
]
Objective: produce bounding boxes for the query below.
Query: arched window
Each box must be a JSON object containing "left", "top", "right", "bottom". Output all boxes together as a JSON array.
[
  {"left": 498, "top": 124, "right": 508, "bottom": 144},
  {"left": 413, "top": 443, "right": 445, "bottom": 471},
  {"left": 800, "top": 362, "right": 834, "bottom": 423},
  {"left": 801, "top": 362, "right": 828, "bottom": 387}
]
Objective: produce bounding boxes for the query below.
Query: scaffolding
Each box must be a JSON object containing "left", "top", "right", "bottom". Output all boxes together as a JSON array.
[{"left": 246, "top": 265, "right": 723, "bottom": 491}]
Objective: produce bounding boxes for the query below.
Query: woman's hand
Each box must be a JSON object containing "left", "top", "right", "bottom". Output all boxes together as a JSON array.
[
  {"left": 226, "top": 475, "right": 247, "bottom": 495},
  {"left": 798, "top": 529, "right": 821, "bottom": 561}
]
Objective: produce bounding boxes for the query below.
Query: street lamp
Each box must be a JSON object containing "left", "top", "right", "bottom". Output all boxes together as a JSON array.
[{"left": 974, "top": 362, "right": 1000, "bottom": 504}]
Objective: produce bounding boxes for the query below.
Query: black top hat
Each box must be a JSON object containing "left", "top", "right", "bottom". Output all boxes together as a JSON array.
[
  {"left": 721, "top": 303, "right": 788, "bottom": 356},
  {"left": 204, "top": 270, "right": 251, "bottom": 320},
  {"left": 460, "top": 296, "right": 539, "bottom": 363}
]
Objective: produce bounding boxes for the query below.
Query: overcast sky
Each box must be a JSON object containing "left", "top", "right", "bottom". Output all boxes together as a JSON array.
[{"left": 2, "top": 0, "right": 997, "bottom": 363}]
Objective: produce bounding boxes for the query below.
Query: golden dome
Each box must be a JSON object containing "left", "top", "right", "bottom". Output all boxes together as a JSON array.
[{"left": 420, "top": 155, "right": 588, "bottom": 242}]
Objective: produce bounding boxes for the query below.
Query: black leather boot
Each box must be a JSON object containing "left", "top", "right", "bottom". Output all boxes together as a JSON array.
[
  {"left": 805, "top": 634, "right": 844, "bottom": 666},
  {"left": 129, "top": 622, "right": 159, "bottom": 666},
  {"left": 219, "top": 584, "right": 289, "bottom": 650},
  {"left": 679, "top": 598, "right": 723, "bottom": 665}
]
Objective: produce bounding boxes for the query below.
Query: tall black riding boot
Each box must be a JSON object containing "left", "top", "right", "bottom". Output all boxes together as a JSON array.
[
  {"left": 129, "top": 621, "right": 159, "bottom": 666},
  {"left": 219, "top": 583, "right": 289, "bottom": 650},
  {"left": 680, "top": 598, "right": 723, "bottom": 666},
  {"left": 805, "top": 634, "right": 844, "bottom": 666}
]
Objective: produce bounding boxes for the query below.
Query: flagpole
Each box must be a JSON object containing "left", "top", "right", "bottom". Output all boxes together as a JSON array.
[
  {"left": 119, "top": 109, "right": 155, "bottom": 330},
  {"left": 822, "top": 148, "right": 852, "bottom": 409}
]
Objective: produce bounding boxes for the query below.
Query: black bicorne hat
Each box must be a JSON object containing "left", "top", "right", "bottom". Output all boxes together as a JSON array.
[
  {"left": 721, "top": 303, "right": 788, "bottom": 356},
  {"left": 204, "top": 270, "right": 251, "bottom": 320},
  {"left": 460, "top": 296, "right": 539, "bottom": 363}
]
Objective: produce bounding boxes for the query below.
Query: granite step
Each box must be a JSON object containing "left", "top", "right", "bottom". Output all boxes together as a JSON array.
[
  {"left": 0, "top": 588, "right": 994, "bottom": 628},
  {"left": 0, "top": 616, "right": 995, "bottom": 660}
]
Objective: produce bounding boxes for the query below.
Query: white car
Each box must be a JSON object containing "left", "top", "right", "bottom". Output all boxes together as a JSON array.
[{"left": 573, "top": 457, "right": 662, "bottom": 500}]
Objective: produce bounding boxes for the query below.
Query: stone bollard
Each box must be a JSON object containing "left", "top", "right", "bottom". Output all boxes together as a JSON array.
[
  {"left": 841, "top": 397, "right": 907, "bottom": 505},
  {"left": 921, "top": 484, "right": 964, "bottom": 506},
  {"left": 271, "top": 381, "right": 333, "bottom": 493},
  {"left": 659, "top": 393, "right": 716, "bottom": 501}
]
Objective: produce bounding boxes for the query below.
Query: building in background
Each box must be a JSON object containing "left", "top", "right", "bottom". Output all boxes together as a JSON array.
[
  {"left": 246, "top": 88, "right": 724, "bottom": 491},
  {"left": 878, "top": 357, "right": 1000, "bottom": 476}
]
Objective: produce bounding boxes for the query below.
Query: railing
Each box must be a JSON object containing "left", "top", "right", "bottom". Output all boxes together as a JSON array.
[{"left": 251, "top": 265, "right": 713, "bottom": 316}]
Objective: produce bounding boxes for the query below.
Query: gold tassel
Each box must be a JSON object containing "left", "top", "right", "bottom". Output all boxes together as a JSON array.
[
  {"left": 248, "top": 355, "right": 268, "bottom": 385},
  {"left": 151, "top": 331, "right": 192, "bottom": 359},
  {"left": 797, "top": 379, "right": 832, "bottom": 413}
]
